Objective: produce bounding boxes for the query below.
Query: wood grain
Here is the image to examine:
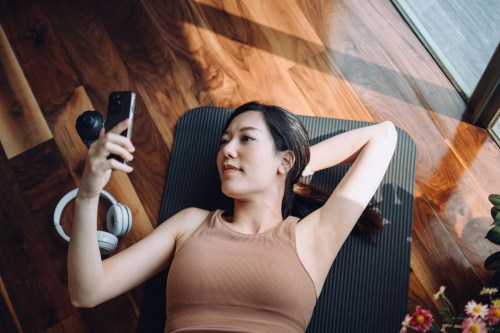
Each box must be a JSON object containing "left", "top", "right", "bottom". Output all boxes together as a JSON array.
[
  {"left": 0, "top": 22, "right": 52, "bottom": 158},
  {"left": 201, "top": 0, "right": 325, "bottom": 70},
  {"left": 288, "top": 50, "right": 375, "bottom": 120},
  {"left": 0, "top": 0, "right": 80, "bottom": 109},
  {"left": 0, "top": 0, "right": 498, "bottom": 331}
]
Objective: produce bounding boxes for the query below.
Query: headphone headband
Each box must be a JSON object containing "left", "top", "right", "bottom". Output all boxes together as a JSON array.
[{"left": 53, "top": 188, "right": 118, "bottom": 242}]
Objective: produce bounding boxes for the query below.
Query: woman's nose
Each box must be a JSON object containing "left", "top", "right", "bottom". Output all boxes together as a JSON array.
[{"left": 222, "top": 140, "right": 237, "bottom": 158}]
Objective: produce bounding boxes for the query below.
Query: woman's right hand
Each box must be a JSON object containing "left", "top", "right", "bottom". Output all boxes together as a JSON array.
[{"left": 77, "top": 119, "right": 135, "bottom": 199}]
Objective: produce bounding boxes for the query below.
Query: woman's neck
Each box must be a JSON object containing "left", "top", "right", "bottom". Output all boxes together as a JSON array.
[{"left": 227, "top": 198, "right": 283, "bottom": 234}]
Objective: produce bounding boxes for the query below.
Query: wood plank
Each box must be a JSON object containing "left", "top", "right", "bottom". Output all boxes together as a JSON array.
[
  {"left": 141, "top": 0, "right": 315, "bottom": 114},
  {"left": 190, "top": 1, "right": 312, "bottom": 115},
  {"left": 439, "top": 120, "right": 500, "bottom": 200},
  {"left": 411, "top": 196, "right": 483, "bottom": 307},
  {"left": 197, "top": 0, "right": 325, "bottom": 70},
  {"left": 288, "top": 50, "right": 376, "bottom": 121},
  {"left": 0, "top": 141, "right": 75, "bottom": 332},
  {"left": 0, "top": 22, "right": 52, "bottom": 158},
  {"left": 0, "top": 0, "right": 80, "bottom": 108},
  {"left": 416, "top": 144, "right": 497, "bottom": 284},
  {"left": 92, "top": 0, "right": 200, "bottom": 147},
  {"left": 136, "top": 0, "right": 246, "bottom": 107},
  {"left": 408, "top": 270, "right": 440, "bottom": 316}
]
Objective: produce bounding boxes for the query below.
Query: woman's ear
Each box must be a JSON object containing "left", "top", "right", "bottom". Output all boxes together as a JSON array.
[{"left": 278, "top": 150, "right": 295, "bottom": 174}]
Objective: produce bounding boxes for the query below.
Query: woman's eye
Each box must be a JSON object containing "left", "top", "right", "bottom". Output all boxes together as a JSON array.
[
  {"left": 242, "top": 136, "right": 254, "bottom": 142},
  {"left": 219, "top": 139, "right": 228, "bottom": 146}
]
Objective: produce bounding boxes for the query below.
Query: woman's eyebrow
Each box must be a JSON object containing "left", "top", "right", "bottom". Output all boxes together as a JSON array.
[
  {"left": 223, "top": 126, "right": 262, "bottom": 135},
  {"left": 240, "top": 126, "right": 262, "bottom": 132}
]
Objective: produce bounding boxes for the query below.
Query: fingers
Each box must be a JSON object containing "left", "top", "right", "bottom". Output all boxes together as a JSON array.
[
  {"left": 104, "top": 132, "right": 135, "bottom": 152},
  {"left": 101, "top": 141, "right": 134, "bottom": 162},
  {"left": 108, "top": 158, "right": 134, "bottom": 173},
  {"left": 109, "top": 119, "right": 130, "bottom": 135},
  {"left": 88, "top": 122, "right": 136, "bottom": 173},
  {"left": 88, "top": 155, "right": 133, "bottom": 175}
]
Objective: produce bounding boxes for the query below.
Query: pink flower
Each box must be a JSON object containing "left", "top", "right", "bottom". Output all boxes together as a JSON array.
[
  {"left": 487, "top": 306, "right": 500, "bottom": 326},
  {"left": 409, "top": 306, "right": 433, "bottom": 331},
  {"left": 465, "top": 300, "right": 488, "bottom": 319},
  {"left": 462, "top": 317, "right": 487, "bottom": 333}
]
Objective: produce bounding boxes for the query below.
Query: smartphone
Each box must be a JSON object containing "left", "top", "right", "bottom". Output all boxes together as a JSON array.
[{"left": 104, "top": 91, "right": 136, "bottom": 163}]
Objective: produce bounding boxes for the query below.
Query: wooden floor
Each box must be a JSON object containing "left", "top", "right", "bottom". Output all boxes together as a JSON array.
[{"left": 0, "top": 0, "right": 498, "bottom": 332}]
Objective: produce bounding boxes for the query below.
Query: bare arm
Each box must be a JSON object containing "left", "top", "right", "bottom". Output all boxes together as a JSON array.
[
  {"left": 297, "top": 121, "right": 397, "bottom": 294},
  {"left": 314, "top": 121, "right": 397, "bottom": 232},
  {"left": 69, "top": 205, "right": 205, "bottom": 307},
  {"left": 68, "top": 120, "right": 201, "bottom": 307},
  {"left": 306, "top": 122, "right": 395, "bottom": 171}
]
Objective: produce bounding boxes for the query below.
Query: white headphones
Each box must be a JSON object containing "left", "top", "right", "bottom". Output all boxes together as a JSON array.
[{"left": 53, "top": 188, "right": 132, "bottom": 255}]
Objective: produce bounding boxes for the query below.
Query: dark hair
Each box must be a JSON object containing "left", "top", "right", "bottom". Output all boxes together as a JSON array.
[{"left": 222, "top": 101, "right": 383, "bottom": 243}]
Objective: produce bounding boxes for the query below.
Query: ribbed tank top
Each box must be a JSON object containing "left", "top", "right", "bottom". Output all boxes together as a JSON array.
[{"left": 165, "top": 209, "right": 317, "bottom": 333}]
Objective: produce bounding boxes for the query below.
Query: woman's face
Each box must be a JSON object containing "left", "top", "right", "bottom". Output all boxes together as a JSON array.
[{"left": 216, "top": 111, "right": 284, "bottom": 200}]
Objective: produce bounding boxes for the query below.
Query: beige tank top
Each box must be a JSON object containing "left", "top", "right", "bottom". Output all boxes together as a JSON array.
[{"left": 165, "top": 209, "right": 317, "bottom": 333}]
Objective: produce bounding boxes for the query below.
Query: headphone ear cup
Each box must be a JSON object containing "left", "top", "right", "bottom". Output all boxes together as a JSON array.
[
  {"left": 96, "top": 230, "right": 118, "bottom": 255},
  {"left": 107, "top": 203, "right": 132, "bottom": 237}
]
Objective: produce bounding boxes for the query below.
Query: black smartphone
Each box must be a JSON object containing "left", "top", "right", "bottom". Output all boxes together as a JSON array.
[{"left": 104, "top": 91, "right": 136, "bottom": 163}]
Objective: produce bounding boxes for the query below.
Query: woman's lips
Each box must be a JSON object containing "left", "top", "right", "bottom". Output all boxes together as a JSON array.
[{"left": 222, "top": 164, "right": 241, "bottom": 174}]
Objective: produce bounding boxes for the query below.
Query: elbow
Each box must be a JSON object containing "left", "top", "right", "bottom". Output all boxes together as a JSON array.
[
  {"left": 69, "top": 288, "right": 100, "bottom": 308},
  {"left": 70, "top": 293, "right": 98, "bottom": 308},
  {"left": 71, "top": 299, "right": 94, "bottom": 309},
  {"left": 70, "top": 298, "right": 95, "bottom": 309},
  {"left": 381, "top": 121, "right": 398, "bottom": 145},
  {"left": 381, "top": 120, "right": 396, "bottom": 133}
]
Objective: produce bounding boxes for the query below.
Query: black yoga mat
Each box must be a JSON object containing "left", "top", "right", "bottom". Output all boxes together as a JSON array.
[{"left": 137, "top": 107, "right": 416, "bottom": 333}]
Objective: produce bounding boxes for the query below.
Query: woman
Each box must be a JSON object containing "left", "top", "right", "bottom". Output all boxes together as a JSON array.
[{"left": 68, "top": 102, "right": 397, "bottom": 332}]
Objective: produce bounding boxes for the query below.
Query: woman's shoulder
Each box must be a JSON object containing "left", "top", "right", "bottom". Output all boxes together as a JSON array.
[
  {"left": 169, "top": 207, "right": 214, "bottom": 228},
  {"left": 166, "top": 207, "right": 215, "bottom": 254},
  {"left": 172, "top": 206, "right": 219, "bottom": 229},
  {"left": 178, "top": 207, "right": 213, "bottom": 219},
  {"left": 157, "top": 207, "right": 212, "bottom": 232}
]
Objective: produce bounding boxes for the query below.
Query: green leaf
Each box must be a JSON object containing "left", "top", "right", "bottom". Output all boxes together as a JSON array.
[
  {"left": 486, "top": 226, "right": 500, "bottom": 245},
  {"left": 485, "top": 251, "right": 500, "bottom": 271},
  {"left": 495, "top": 215, "right": 500, "bottom": 227},
  {"left": 490, "top": 194, "right": 500, "bottom": 206},
  {"left": 493, "top": 206, "right": 500, "bottom": 220}
]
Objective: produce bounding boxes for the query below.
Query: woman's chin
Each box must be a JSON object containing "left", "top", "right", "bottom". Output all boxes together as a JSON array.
[{"left": 221, "top": 185, "right": 245, "bottom": 200}]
